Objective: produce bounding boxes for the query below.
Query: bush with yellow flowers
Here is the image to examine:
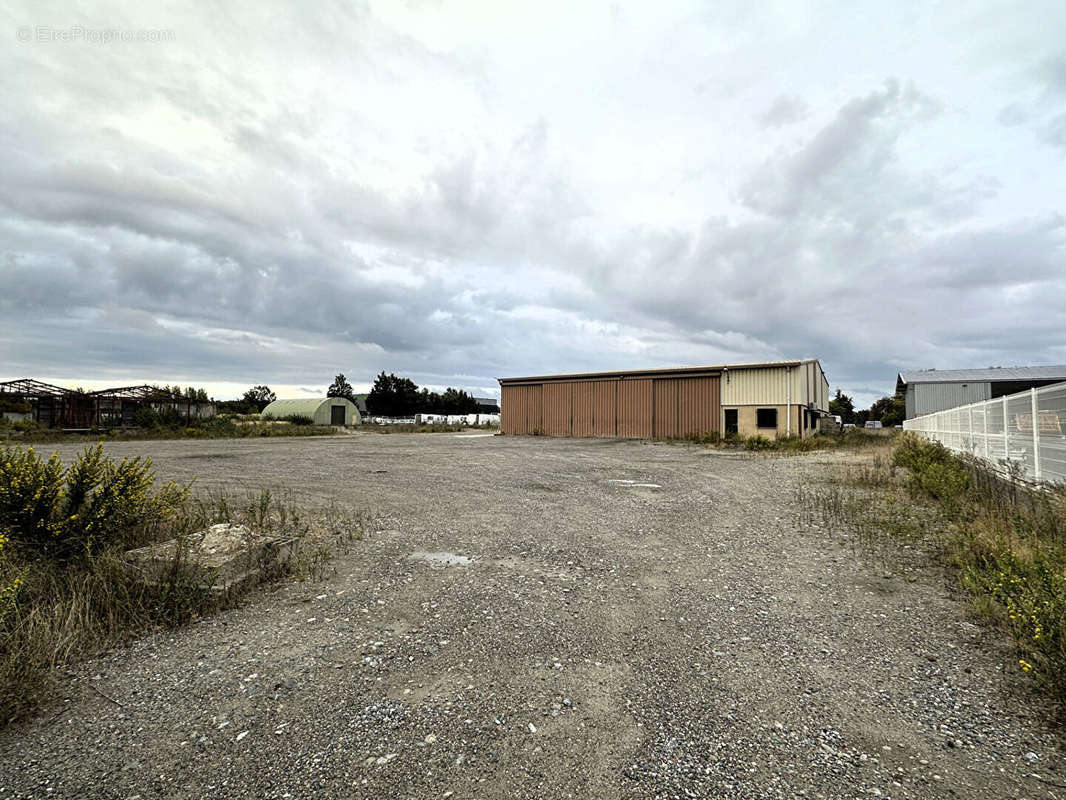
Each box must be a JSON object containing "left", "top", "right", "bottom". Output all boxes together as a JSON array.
[
  {"left": 962, "top": 535, "right": 1066, "bottom": 696},
  {"left": 0, "top": 530, "right": 24, "bottom": 628},
  {"left": 0, "top": 443, "right": 187, "bottom": 558}
]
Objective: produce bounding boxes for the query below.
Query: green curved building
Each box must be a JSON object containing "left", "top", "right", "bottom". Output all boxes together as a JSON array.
[{"left": 260, "top": 397, "right": 361, "bottom": 426}]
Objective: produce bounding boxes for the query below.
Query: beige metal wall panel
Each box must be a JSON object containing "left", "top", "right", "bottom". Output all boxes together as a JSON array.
[
  {"left": 592, "top": 381, "right": 616, "bottom": 436},
  {"left": 542, "top": 383, "right": 572, "bottom": 436},
  {"left": 653, "top": 379, "right": 680, "bottom": 437},
  {"left": 677, "top": 376, "right": 720, "bottom": 435},
  {"left": 721, "top": 366, "right": 790, "bottom": 406},
  {"left": 719, "top": 362, "right": 829, "bottom": 409},
  {"left": 618, "top": 379, "right": 653, "bottom": 437}
]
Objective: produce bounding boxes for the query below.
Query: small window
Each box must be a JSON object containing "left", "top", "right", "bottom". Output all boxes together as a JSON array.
[{"left": 756, "top": 408, "right": 778, "bottom": 429}]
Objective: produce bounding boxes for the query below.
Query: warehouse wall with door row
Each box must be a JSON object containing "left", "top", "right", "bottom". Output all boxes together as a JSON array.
[{"left": 500, "top": 375, "right": 721, "bottom": 438}]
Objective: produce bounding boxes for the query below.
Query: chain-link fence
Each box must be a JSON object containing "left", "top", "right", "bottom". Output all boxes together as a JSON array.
[{"left": 903, "top": 381, "right": 1066, "bottom": 484}]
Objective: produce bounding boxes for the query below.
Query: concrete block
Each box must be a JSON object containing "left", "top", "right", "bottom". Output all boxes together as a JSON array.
[{"left": 125, "top": 523, "right": 299, "bottom": 593}]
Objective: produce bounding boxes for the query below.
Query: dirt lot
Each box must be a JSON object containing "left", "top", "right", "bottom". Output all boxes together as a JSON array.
[{"left": 1, "top": 434, "right": 1063, "bottom": 799}]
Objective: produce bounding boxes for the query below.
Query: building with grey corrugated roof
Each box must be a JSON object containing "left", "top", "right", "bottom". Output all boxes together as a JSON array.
[{"left": 896, "top": 365, "right": 1066, "bottom": 419}]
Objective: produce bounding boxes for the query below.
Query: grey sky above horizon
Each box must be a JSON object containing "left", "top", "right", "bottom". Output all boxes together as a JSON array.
[{"left": 2, "top": 1, "right": 1064, "bottom": 406}]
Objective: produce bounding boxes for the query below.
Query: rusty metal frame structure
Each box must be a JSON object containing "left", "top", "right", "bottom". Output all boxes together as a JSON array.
[
  {"left": 0, "top": 378, "right": 96, "bottom": 428},
  {"left": 91, "top": 385, "right": 196, "bottom": 429},
  {"left": 1, "top": 380, "right": 202, "bottom": 429}
]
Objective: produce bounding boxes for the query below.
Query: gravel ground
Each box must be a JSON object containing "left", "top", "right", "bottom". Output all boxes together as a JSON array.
[{"left": 1, "top": 433, "right": 1063, "bottom": 799}]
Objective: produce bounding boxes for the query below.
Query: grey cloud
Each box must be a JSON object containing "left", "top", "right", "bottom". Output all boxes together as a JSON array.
[
  {"left": 756, "top": 95, "right": 809, "bottom": 128},
  {"left": 739, "top": 80, "right": 947, "bottom": 222},
  {"left": 1040, "top": 112, "right": 1066, "bottom": 153},
  {"left": 997, "top": 103, "right": 1029, "bottom": 126}
]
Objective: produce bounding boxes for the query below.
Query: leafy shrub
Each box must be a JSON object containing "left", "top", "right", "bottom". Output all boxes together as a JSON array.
[
  {"left": 743, "top": 435, "right": 774, "bottom": 451},
  {"left": 0, "top": 444, "right": 187, "bottom": 557},
  {"left": 133, "top": 406, "right": 159, "bottom": 428},
  {"left": 891, "top": 433, "right": 970, "bottom": 502},
  {"left": 284, "top": 414, "right": 314, "bottom": 426}
]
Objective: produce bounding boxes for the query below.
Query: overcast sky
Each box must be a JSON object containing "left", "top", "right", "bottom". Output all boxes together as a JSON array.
[{"left": 2, "top": 1, "right": 1064, "bottom": 406}]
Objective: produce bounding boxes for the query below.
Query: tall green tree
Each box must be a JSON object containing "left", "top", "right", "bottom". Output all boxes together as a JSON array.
[
  {"left": 869, "top": 392, "right": 906, "bottom": 427},
  {"left": 241, "top": 385, "right": 276, "bottom": 412},
  {"left": 366, "top": 372, "right": 420, "bottom": 416},
  {"left": 327, "top": 373, "right": 355, "bottom": 402},
  {"left": 828, "top": 389, "right": 856, "bottom": 424}
]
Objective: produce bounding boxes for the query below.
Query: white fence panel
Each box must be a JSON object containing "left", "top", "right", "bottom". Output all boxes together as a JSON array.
[{"left": 904, "top": 380, "right": 1066, "bottom": 485}]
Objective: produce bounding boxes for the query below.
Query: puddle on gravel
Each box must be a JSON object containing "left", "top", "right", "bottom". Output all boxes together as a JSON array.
[
  {"left": 409, "top": 551, "right": 472, "bottom": 566},
  {"left": 605, "top": 479, "right": 662, "bottom": 489}
]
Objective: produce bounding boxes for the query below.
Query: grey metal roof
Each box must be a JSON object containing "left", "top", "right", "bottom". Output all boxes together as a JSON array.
[
  {"left": 898, "top": 365, "right": 1066, "bottom": 384},
  {"left": 500, "top": 359, "right": 821, "bottom": 385}
]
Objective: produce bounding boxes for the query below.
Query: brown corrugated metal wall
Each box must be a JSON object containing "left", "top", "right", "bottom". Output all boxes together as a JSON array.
[
  {"left": 618, "top": 379, "right": 653, "bottom": 438},
  {"left": 501, "top": 383, "right": 543, "bottom": 435},
  {"left": 572, "top": 382, "right": 593, "bottom": 437},
  {"left": 571, "top": 380, "right": 620, "bottom": 437},
  {"left": 502, "top": 374, "right": 719, "bottom": 439},
  {"left": 592, "top": 381, "right": 616, "bottom": 436},
  {"left": 542, "top": 383, "right": 571, "bottom": 436},
  {"left": 677, "top": 376, "right": 719, "bottom": 435},
  {"left": 653, "top": 379, "right": 679, "bottom": 437}
]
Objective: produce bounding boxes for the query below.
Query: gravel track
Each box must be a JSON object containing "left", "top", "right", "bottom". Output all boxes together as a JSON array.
[{"left": 1, "top": 434, "right": 1062, "bottom": 799}]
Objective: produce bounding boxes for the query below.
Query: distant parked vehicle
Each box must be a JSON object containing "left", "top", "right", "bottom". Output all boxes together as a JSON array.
[
  {"left": 864, "top": 420, "right": 883, "bottom": 429},
  {"left": 843, "top": 423, "right": 855, "bottom": 429}
]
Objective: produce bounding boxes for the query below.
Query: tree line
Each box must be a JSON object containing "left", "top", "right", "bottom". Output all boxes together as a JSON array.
[
  {"left": 219, "top": 373, "right": 486, "bottom": 417},
  {"left": 829, "top": 389, "right": 905, "bottom": 428},
  {"left": 363, "top": 372, "right": 479, "bottom": 416}
]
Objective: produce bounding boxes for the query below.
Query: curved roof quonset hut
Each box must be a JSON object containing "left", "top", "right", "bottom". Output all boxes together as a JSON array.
[{"left": 261, "top": 397, "right": 361, "bottom": 426}]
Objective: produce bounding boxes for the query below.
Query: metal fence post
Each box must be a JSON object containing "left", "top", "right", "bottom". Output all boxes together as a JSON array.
[
  {"left": 1031, "top": 388, "right": 1041, "bottom": 480},
  {"left": 1003, "top": 396, "right": 1009, "bottom": 461},
  {"left": 982, "top": 401, "right": 989, "bottom": 460}
]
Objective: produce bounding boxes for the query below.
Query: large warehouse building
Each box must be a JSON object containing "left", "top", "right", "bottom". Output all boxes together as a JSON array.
[
  {"left": 897, "top": 365, "right": 1066, "bottom": 419},
  {"left": 499, "top": 359, "right": 829, "bottom": 439}
]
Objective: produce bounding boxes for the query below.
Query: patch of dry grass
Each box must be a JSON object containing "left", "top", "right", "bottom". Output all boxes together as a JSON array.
[{"left": 798, "top": 433, "right": 1066, "bottom": 706}]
